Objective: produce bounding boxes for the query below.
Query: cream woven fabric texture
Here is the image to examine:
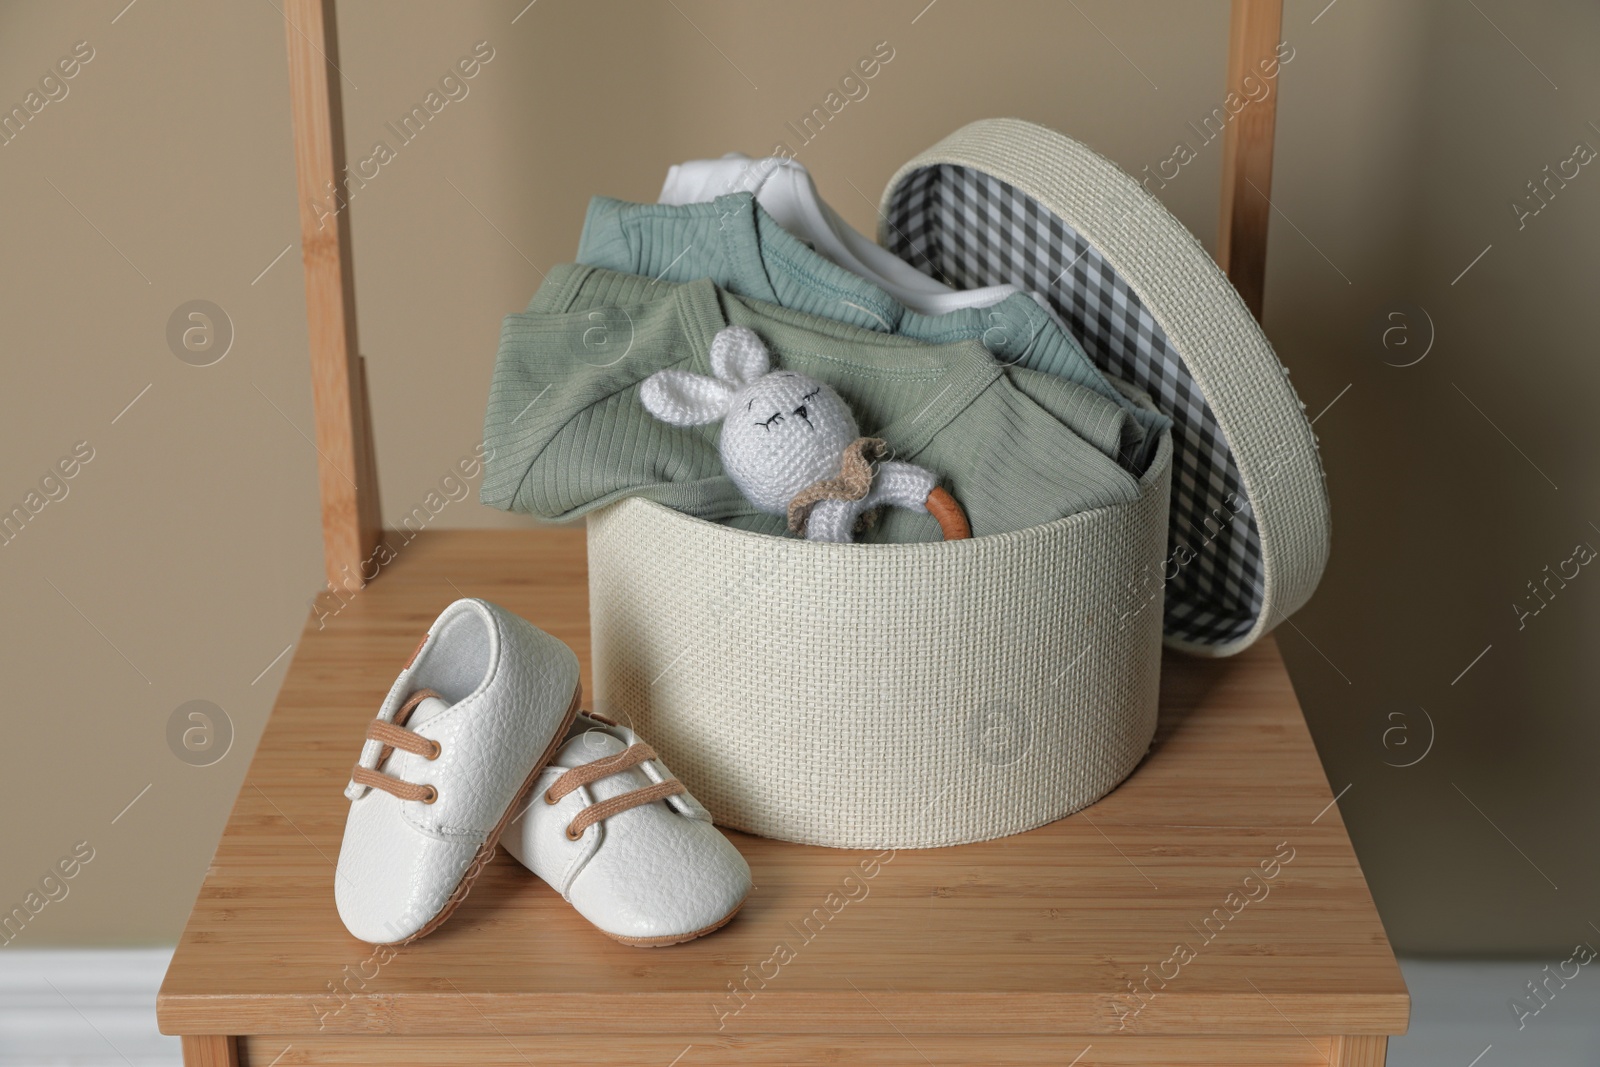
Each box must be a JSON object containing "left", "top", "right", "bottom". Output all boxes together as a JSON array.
[
  {"left": 587, "top": 434, "right": 1172, "bottom": 849},
  {"left": 879, "top": 119, "right": 1331, "bottom": 657}
]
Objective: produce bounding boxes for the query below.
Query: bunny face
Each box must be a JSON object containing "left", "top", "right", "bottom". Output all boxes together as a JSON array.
[
  {"left": 720, "top": 372, "right": 859, "bottom": 513},
  {"left": 639, "top": 325, "right": 861, "bottom": 516}
]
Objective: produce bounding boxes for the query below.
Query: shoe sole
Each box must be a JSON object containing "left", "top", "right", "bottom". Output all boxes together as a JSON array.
[
  {"left": 379, "top": 683, "right": 583, "bottom": 947},
  {"left": 603, "top": 891, "right": 749, "bottom": 948}
]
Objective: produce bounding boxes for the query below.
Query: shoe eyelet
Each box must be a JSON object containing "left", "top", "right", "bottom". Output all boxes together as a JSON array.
[
  {"left": 425, "top": 740, "right": 442, "bottom": 761},
  {"left": 419, "top": 785, "right": 438, "bottom": 805},
  {"left": 543, "top": 789, "right": 558, "bottom": 805},
  {"left": 564, "top": 823, "right": 582, "bottom": 841}
]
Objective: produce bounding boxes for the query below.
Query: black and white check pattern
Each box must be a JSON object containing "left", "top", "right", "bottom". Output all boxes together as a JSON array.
[{"left": 884, "top": 164, "right": 1263, "bottom": 647}]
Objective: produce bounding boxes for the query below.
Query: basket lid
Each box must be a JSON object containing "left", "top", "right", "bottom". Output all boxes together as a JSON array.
[{"left": 879, "top": 118, "right": 1329, "bottom": 657}]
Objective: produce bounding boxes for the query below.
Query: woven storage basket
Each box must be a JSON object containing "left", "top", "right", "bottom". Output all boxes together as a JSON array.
[{"left": 586, "top": 118, "right": 1329, "bottom": 848}]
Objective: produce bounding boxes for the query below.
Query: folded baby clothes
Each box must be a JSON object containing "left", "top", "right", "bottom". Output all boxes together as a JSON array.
[
  {"left": 482, "top": 264, "right": 1144, "bottom": 542},
  {"left": 577, "top": 191, "right": 1168, "bottom": 472},
  {"left": 658, "top": 153, "right": 1020, "bottom": 316}
]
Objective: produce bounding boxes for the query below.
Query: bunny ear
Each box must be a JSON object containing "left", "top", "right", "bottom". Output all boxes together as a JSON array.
[
  {"left": 709, "top": 325, "right": 771, "bottom": 386},
  {"left": 640, "top": 368, "right": 736, "bottom": 426}
]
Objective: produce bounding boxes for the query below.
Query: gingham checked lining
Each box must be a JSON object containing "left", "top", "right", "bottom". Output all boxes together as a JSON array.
[{"left": 883, "top": 164, "right": 1263, "bottom": 647}]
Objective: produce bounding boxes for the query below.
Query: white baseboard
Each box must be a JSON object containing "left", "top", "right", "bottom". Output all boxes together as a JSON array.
[
  {"left": 0, "top": 948, "right": 180, "bottom": 1066},
  {"left": 1390, "top": 958, "right": 1600, "bottom": 1067}
]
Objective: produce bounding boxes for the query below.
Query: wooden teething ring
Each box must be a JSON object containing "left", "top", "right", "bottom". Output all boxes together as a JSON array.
[{"left": 926, "top": 487, "right": 971, "bottom": 541}]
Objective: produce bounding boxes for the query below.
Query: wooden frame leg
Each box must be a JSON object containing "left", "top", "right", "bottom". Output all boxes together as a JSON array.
[
  {"left": 1217, "top": 0, "right": 1284, "bottom": 321},
  {"left": 283, "top": 0, "right": 383, "bottom": 590},
  {"left": 1330, "top": 1035, "right": 1388, "bottom": 1066},
  {"left": 180, "top": 1035, "right": 239, "bottom": 1067}
]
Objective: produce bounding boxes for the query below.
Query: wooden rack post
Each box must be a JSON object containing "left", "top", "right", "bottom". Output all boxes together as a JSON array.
[
  {"left": 1217, "top": 0, "right": 1284, "bottom": 321},
  {"left": 285, "top": 0, "right": 381, "bottom": 591}
]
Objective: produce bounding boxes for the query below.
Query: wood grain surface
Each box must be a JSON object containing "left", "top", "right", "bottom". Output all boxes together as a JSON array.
[
  {"left": 236, "top": 1032, "right": 1363, "bottom": 1066},
  {"left": 159, "top": 527, "right": 1406, "bottom": 1048},
  {"left": 284, "top": 0, "right": 381, "bottom": 589},
  {"left": 1217, "top": 0, "right": 1285, "bottom": 320}
]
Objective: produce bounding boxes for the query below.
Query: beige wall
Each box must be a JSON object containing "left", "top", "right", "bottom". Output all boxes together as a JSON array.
[{"left": 1, "top": 0, "right": 1594, "bottom": 955}]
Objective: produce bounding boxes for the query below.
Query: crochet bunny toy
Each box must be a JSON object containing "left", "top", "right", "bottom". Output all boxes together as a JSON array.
[{"left": 639, "top": 325, "right": 969, "bottom": 543}]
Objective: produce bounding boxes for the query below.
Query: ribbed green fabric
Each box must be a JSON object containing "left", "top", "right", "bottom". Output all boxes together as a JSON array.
[
  {"left": 575, "top": 192, "right": 1169, "bottom": 469},
  {"left": 482, "top": 264, "right": 1142, "bottom": 542}
]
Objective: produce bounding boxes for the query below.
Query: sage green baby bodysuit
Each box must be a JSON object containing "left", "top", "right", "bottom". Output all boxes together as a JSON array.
[
  {"left": 481, "top": 264, "right": 1145, "bottom": 542},
  {"left": 575, "top": 192, "right": 1169, "bottom": 471}
]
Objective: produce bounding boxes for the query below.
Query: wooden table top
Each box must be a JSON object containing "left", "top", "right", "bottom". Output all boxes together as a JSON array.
[{"left": 157, "top": 527, "right": 1407, "bottom": 1041}]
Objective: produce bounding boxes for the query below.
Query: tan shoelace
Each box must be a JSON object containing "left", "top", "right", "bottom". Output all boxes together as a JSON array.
[
  {"left": 544, "top": 741, "right": 685, "bottom": 840},
  {"left": 349, "top": 689, "right": 444, "bottom": 804}
]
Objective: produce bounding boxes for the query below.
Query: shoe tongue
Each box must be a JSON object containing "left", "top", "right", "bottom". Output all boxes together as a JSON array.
[
  {"left": 553, "top": 726, "right": 626, "bottom": 769},
  {"left": 406, "top": 695, "right": 452, "bottom": 729}
]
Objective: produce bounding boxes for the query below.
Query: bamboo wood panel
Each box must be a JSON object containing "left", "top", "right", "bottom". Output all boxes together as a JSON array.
[
  {"left": 236, "top": 1032, "right": 1367, "bottom": 1066},
  {"left": 283, "top": 0, "right": 381, "bottom": 589},
  {"left": 1217, "top": 0, "right": 1285, "bottom": 319},
  {"left": 1330, "top": 1034, "right": 1391, "bottom": 1067},
  {"left": 159, "top": 528, "right": 1406, "bottom": 1044},
  {"left": 178, "top": 1035, "right": 237, "bottom": 1067}
]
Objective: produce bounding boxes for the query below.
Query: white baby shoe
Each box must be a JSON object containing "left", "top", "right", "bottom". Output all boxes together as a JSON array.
[
  {"left": 502, "top": 712, "right": 751, "bottom": 946},
  {"left": 334, "top": 598, "right": 580, "bottom": 945}
]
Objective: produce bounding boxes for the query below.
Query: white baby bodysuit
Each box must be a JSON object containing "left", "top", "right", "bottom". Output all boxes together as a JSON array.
[{"left": 658, "top": 154, "right": 1022, "bottom": 317}]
